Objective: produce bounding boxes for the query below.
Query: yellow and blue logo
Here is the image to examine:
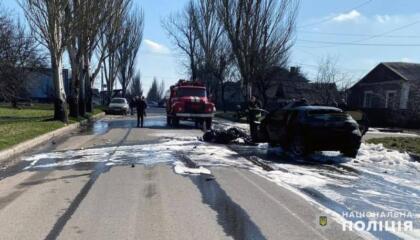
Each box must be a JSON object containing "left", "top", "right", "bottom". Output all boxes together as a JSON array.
[{"left": 319, "top": 216, "right": 328, "bottom": 226}]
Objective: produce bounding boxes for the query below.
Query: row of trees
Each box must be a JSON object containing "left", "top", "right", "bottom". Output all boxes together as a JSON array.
[
  {"left": 18, "top": 0, "right": 144, "bottom": 122},
  {"left": 146, "top": 77, "right": 165, "bottom": 103},
  {"left": 164, "top": 0, "right": 300, "bottom": 107}
]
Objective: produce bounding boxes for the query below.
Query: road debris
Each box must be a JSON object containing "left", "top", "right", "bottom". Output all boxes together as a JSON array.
[{"left": 202, "top": 127, "right": 254, "bottom": 145}]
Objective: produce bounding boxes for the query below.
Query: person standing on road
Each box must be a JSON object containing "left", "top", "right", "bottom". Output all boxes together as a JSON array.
[{"left": 136, "top": 96, "right": 147, "bottom": 128}]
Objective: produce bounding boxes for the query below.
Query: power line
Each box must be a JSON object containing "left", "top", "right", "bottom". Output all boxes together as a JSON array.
[
  {"left": 352, "top": 20, "right": 420, "bottom": 43},
  {"left": 296, "top": 19, "right": 420, "bottom": 49},
  {"left": 298, "top": 0, "right": 373, "bottom": 29},
  {"left": 297, "top": 39, "right": 420, "bottom": 47},
  {"left": 299, "top": 30, "right": 420, "bottom": 39}
]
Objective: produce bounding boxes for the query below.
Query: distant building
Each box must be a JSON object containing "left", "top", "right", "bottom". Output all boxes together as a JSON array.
[
  {"left": 100, "top": 89, "right": 123, "bottom": 104},
  {"left": 348, "top": 62, "right": 420, "bottom": 127},
  {"left": 25, "top": 68, "right": 70, "bottom": 102},
  {"left": 253, "top": 66, "right": 340, "bottom": 110},
  {"left": 220, "top": 66, "right": 341, "bottom": 111},
  {"left": 217, "top": 81, "right": 245, "bottom": 110}
]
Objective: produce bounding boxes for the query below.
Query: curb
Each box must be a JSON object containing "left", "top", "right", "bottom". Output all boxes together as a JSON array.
[{"left": 0, "top": 112, "right": 105, "bottom": 162}]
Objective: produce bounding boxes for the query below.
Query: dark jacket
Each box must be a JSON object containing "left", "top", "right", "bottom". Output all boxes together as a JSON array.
[{"left": 136, "top": 99, "right": 147, "bottom": 114}]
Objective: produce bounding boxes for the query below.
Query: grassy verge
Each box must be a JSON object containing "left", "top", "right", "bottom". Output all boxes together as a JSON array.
[
  {"left": 215, "top": 111, "right": 248, "bottom": 123},
  {"left": 0, "top": 104, "right": 103, "bottom": 151},
  {"left": 367, "top": 137, "right": 420, "bottom": 155}
]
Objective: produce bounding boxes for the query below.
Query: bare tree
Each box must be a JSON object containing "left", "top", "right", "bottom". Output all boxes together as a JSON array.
[
  {"left": 217, "top": 0, "right": 299, "bottom": 101},
  {"left": 163, "top": 1, "right": 199, "bottom": 80},
  {"left": 128, "top": 72, "right": 143, "bottom": 97},
  {"left": 147, "top": 78, "right": 160, "bottom": 102},
  {"left": 97, "top": 0, "right": 132, "bottom": 104},
  {"left": 66, "top": 0, "right": 85, "bottom": 117},
  {"left": 19, "top": 0, "right": 71, "bottom": 122},
  {"left": 0, "top": 13, "right": 46, "bottom": 107},
  {"left": 87, "top": 0, "right": 134, "bottom": 111},
  {"left": 66, "top": 0, "right": 132, "bottom": 116},
  {"left": 191, "top": 0, "right": 232, "bottom": 108},
  {"left": 66, "top": 0, "right": 97, "bottom": 117},
  {"left": 118, "top": 8, "right": 144, "bottom": 98},
  {"left": 314, "top": 55, "right": 351, "bottom": 105},
  {"left": 157, "top": 79, "right": 165, "bottom": 102}
]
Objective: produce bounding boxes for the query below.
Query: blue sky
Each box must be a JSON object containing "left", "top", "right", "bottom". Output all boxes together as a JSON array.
[{"left": 3, "top": 0, "right": 420, "bottom": 91}]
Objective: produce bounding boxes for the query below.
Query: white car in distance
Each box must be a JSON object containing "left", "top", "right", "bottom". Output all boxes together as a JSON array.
[{"left": 107, "top": 98, "right": 129, "bottom": 115}]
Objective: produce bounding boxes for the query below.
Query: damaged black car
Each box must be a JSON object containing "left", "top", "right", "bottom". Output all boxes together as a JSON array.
[{"left": 251, "top": 106, "right": 362, "bottom": 158}]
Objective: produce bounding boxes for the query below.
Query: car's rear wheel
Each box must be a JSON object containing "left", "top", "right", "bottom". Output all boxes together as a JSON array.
[{"left": 288, "top": 135, "right": 309, "bottom": 158}]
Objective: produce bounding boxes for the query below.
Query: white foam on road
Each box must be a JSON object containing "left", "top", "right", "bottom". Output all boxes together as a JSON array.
[
  {"left": 21, "top": 136, "right": 420, "bottom": 238},
  {"left": 22, "top": 140, "right": 193, "bottom": 169},
  {"left": 173, "top": 161, "right": 211, "bottom": 175},
  {"left": 370, "top": 131, "right": 418, "bottom": 137},
  {"left": 368, "top": 128, "right": 419, "bottom": 138}
]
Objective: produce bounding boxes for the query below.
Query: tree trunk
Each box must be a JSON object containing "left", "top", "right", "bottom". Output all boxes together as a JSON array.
[
  {"left": 190, "top": 55, "right": 196, "bottom": 80},
  {"left": 121, "top": 73, "right": 127, "bottom": 98},
  {"left": 244, "top": 81, "right": 252, "bottom": 101},
  {"left": 122, "top": 79, "right": 126, "bottom": 98},
  {"left": 84, "top": 55, "right": 93, "bottom": 113},
  {"left": 79, "top": 62, "right": 86, "bottom": 116},
  {"left": 221, "top": 84, "right": 226, "bottom": 113},
  {"left": 51, "top": 54, "right": 68, "bottom": 123},
  {"left": 86, "top": 79, "right": 93, "bottom": 113},
  {"left": 69, "top": 96, "right": 79, "bottom": 118},
  {"left": 78, "top": 82, "right": 86, "bottom": 116},
  {"left": 69, "top": 66, "right": 79, "bottom": 118}
]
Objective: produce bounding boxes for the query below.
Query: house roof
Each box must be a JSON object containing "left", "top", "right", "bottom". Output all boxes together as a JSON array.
[
  {"left": 382, "top": 62, "right": 420, "bottom": 81},
  {"left": 351, "top": 62, "right": 420, "bottom": 89}
]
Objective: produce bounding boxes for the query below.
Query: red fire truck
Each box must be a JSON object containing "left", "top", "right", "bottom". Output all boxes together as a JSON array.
[{"left": 166, "top": 80, "right": 215, "bottom": 129}]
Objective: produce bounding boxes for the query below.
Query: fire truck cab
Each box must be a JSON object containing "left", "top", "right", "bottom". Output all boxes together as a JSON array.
[{"left": 166, "top": 80, "right": 215, "bottom": 129}]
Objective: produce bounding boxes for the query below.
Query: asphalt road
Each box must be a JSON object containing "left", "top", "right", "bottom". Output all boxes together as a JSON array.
[{"left": 0, "top": 108, "right": 364, "bottom": 240}]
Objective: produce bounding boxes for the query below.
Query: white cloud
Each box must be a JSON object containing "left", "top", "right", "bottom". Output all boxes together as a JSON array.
[
  {"left": 332, "top": 10, "right": 361, "bottom": 22},
  {"left": 144, "top": 39, "right": 170, "bottom": 54}
]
